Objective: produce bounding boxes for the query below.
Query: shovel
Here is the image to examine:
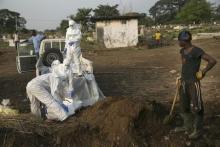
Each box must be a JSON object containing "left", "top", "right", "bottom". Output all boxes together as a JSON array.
[{"left": 163, "top": 78, "right": 181, "bottom": 125}]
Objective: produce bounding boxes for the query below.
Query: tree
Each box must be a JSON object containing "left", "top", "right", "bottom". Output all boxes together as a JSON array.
[
  {"left": 172, "top": 0, "right": 189, "bottom": 12},
  {"left": 56, "top": 19, "right": 68, "bottom": 35},
  {"left": 217, "top": 5, "right": 220, "bottom": 16},
  {"left": 214, "top": 4, "right": 220, "bottom": 20},
  {"left": 72, "top": 8, "right": 92, "bottom": 32},
  {"left": 93, "top": 4, "right": 120, "bottom": 17},
  {"left": 139, "top": 16, "right": 154, "bottom": 26},
  {"left": 44, "top": 29, "right": 56, "bottom": 37},
  {"left": 0, "top": 9, "right": 26, "bottom": 34},
  {"left": 149, "top": 0, "right": 188, "bottom": 24},
  {"left": 176, "top": 0, "right": 213, "bottom": 24},
  {"left": 123, "top": 12, "right": 152, "bottom": 26}
]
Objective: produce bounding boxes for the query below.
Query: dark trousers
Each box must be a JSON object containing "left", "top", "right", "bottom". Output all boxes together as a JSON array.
[
  {"left": 15, "top": 41, "right": 19, "bottom": 50},
  {"left": 156, "top": 39, "right": 161, "bottom": 46},
  {"left": 179, "top": 80, "right": 204, "bottom": 130},
  {"left": 35, "top": 52, "right": 39, "bottom": 60}
]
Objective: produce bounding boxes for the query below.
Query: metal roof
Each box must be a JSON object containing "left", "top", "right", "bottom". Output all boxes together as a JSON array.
[{"left": 91, "top": 14, "right": 145, "bottom": 22}]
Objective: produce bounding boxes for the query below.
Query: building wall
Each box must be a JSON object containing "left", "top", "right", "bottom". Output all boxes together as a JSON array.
[{"left": 96, "top": 19, "right": 138, "bottom": 48}]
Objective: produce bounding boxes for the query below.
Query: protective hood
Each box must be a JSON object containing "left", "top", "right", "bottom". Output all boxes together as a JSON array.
[
  {"left": 51, "top": 60, "right": 68, "bottom": 78},
  {"left": 69, "top": 20, "right": 76, "bottom": 27}
]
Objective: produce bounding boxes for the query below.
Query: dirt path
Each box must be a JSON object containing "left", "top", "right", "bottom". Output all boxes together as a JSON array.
[
  {"left": 0, "top": 38, "right": 220, "bottom": 146},
  {"left": 1, "top": 39, "right": 219, "bottom": 103}
]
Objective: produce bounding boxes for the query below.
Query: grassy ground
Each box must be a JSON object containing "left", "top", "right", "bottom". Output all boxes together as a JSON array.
[{"left": 0, "top": 40, "right": 9, "bottom": 49}]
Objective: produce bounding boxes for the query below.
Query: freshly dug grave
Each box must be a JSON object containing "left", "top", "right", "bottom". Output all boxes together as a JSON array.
[
  {"left": 0, "top": 97, "right": 166, "bottom": 147},
  {"left": 1, "top": 97, "right": 219, "bottom": 147}
]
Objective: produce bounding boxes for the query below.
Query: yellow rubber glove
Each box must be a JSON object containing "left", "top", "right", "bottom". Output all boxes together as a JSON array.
[{"left": 196, "top": 70, "right": 203, "bottom": 80}]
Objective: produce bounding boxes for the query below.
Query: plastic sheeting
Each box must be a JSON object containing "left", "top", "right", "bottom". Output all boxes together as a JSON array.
[
  {"left": 66, "top": 73, "right": 105, "bottom": 107},
  {"left": 50, "top": 60, "right": 104, "bottom": 107},
  {"left": 27, "top": 67, "right": 104, "bottom": 121},
  {"left": 27, "top": 20, "right": 104, "bottom": 121},
  {"left": 28, "top": 54, "right": 103, "bottom": 121}
]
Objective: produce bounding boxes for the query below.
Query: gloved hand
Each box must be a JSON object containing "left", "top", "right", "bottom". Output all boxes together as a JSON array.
[
  {"left": 196, "top": 70, "right": 205, "bottom": 80},
  {"left": 77, "top": 71, "right": 83, "bottom": 77}
]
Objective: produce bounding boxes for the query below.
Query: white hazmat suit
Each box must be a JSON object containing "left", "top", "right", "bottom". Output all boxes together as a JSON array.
[
  {"left": 64, "top": 19, "right": 82, "bottom": 76},
  {"left": 26, "top": 59, "right": 104, "bottom": 121},
  {"left": 26, "top": 18, "right": 105, "bottom": 121},
  {"left": 26, "top": 71, "right": 82, "bottom": 121}
]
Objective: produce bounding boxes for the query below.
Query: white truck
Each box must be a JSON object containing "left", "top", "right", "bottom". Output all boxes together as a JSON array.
[
  {"left": 16, "top": 38, "right": 93, "bottom": 75},
  {"left": 16, "top": 39, "right": 65, "bottom": 74}
]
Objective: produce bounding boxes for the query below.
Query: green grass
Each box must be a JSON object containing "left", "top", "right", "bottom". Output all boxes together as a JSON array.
[
  {"left": 81, "top": 40, "right": 105, "bottom": 50},
  {"left": 0, "top": 40, "right": 9, "bottom": 50}
]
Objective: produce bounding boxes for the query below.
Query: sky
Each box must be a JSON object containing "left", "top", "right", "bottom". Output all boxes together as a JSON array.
[{"left": 0, "top": 0, "right": 219, "bottom": 31}]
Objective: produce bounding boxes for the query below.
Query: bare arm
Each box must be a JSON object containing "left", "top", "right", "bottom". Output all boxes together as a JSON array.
[
  {"left": 201, "top": 53, "right": 217, "bottom": 76},
  {"left": 20, "top": 37, "right": 33, "bottom": 44}
]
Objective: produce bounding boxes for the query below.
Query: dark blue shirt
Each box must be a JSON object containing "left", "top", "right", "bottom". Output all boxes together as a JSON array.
[{"left": 180, "top": 47, "right": 205, "bottom": 81}]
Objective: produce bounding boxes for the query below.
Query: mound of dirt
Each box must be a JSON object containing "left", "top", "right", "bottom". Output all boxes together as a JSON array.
[
  {"left": 0, "top": 97, "right": 165, "bottom": 147},
  {"left": 0, "top": 97, "right": 220, "bottom": 147}
]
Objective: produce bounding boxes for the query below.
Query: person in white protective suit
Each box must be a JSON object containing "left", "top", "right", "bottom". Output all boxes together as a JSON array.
[
  {"left": 26, "top": 62, "right": 82, "bottom": 121},
  {"left": 64, "top": 19, "right": 82, "bottom": 76}
]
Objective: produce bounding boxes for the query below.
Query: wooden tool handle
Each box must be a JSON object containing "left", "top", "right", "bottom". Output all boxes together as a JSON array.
[{"left": 169, "top": 80, "right": 180, "bottom": 115}]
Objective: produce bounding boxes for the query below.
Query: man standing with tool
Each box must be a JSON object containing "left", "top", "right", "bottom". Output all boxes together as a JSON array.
[{"left": 174, "top": 31, "right": 217, "bottom": 139}]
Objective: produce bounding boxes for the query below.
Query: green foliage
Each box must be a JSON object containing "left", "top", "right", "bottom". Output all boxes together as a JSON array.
[
  {"left": 0, "top": 40, "right": 9, "bottom": 49},
  {"left": 214, "top": 4, "right": 220, "bottom": 20},
  {"left": 44, "top": 29, "right": 57, "bottom": 36},
  {"left": 72, "top": 8, "right": 92, "bottom": 32},
  {"left": 0, "top": 9, "right": 26, "bottom": 34},
  {"left": 20, "top": 28, "right": 30, "bottom": 34},
  {"left": 191, "top": 25, "right": 220, "bottom": 33},
  {"left": 123, "top": 12, "right": 152, "bottom": 26},
  {"left": 57, "top": 8, "right": 93, "bottom": 34},
  {"left": 217, "top": 5, "right": 220, "bottom": 16},
  {"left": 74, "top": 8, "right": 92, "bottom": 21},
  {"left": 57, "top": 4, "right": 120, "bottom": 34},
  {"left": 149, "top": 0, "right": 188, "bottom": 24},
  {"left": 93, "top": 4, "right": 120, "bottom": 17},
  {"left": 56, "top": 19, "right": 68, "bottom": 35},
  {"left": 139, "top": 16, "right": 154, "bottom": 26},
  {"left": 176, "top": 0, "right": 213, "bottom": 24}
]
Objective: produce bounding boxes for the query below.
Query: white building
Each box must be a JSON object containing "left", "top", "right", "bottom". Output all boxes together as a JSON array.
[{"left": 92, "top": 15, "right": 144, "bottom": 48}]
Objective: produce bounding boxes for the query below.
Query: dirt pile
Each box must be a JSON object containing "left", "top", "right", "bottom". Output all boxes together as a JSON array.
[
  {"left": 0, "top": 97, "right": 169, "bottom": 147},
  {"left": 1, "top": 99, "right": 220, "bottom": 147}
]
